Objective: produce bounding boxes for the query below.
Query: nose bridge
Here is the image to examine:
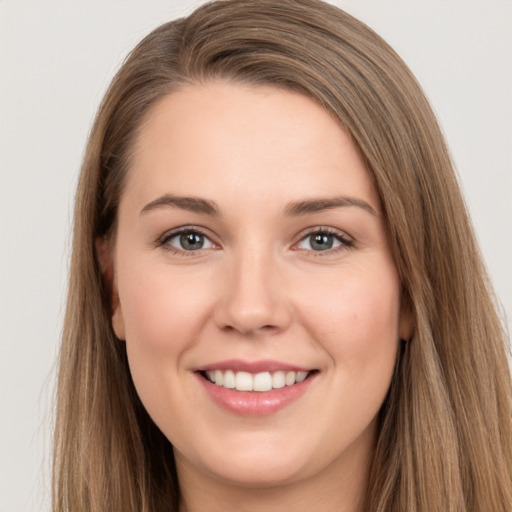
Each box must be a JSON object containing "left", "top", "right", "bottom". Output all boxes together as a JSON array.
[{"left": 214, "top": 239, "right": 291, "bottom": 335}]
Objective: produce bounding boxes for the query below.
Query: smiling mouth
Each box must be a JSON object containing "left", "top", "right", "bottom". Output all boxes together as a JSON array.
[{"left": 199, "top": 369, "right": 317, "bottom": 392}]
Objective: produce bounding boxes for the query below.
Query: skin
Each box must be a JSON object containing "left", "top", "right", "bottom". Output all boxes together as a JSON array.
[{"left": 107, "top": 82, "right": 410, "bottom": 512}]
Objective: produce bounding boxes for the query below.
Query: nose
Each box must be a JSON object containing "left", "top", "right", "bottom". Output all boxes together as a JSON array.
[{"left": 213, "top": 249, "right": 293, "bottom": 336}]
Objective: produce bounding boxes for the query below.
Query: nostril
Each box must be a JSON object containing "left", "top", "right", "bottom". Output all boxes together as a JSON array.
[
  {"left": 219, "top": 323, "right": 282, "bottom": 338},
  {"left": 212, "top": 290, "right": 293, "bottom": 335}
]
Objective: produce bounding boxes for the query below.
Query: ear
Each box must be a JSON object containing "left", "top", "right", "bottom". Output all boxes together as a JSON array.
[{"left": 95, "top": 237, "right": 126, "bottom": 340}]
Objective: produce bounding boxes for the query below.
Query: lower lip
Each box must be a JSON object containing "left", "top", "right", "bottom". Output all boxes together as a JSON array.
[{"left": 197, "top": 373, "right": 316, "bottom": 417}]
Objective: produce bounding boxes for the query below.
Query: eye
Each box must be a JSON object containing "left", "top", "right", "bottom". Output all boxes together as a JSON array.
[
  {"left": 162, "top": 229, "right": 215, "bottom": 252},
  {"left": 295, "top": 230, "right": 352, "bottom": 252}
]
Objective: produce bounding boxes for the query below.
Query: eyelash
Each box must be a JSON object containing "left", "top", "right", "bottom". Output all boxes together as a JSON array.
[
  {"left": 156, "top": 226, "right": 354, "bottom": 257},
  {"left": 157, "top": 227, "right": 217, "bottom": 256},
  {"left": 292, "top": 227, "right": 354, "bottom": 257}
]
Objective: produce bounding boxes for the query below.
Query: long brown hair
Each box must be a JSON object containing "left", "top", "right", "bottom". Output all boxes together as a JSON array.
[{"left": 53, "top": 1, "right": 512, "bottom": 510}]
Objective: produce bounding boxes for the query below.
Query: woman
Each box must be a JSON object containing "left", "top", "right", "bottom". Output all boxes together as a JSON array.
[{"left": 52, "top": 0, "right": 512, "bottom": 510}]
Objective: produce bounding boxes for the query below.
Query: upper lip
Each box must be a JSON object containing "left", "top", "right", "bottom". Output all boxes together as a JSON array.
[{"left": 196, "top": 359, "right": 314, "bottom": 373}]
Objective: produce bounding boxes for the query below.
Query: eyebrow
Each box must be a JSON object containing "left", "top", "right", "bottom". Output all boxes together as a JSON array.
[
  {"left": 284, "top": 196, "right": 377, "bottom": 216},
  {"left": 140, "top": 194, "right": 219, "bottom": 216},
  {"left": 140, "top": 194, "right": 376, "bottom": 218}
]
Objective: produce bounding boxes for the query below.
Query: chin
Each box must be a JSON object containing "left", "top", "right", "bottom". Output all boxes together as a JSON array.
[
  {"left": 176, "top": 434, "right": 316, "bottom": 488},
  {"left": 206, "top": 456, "right": 308, "bottom": 488}
]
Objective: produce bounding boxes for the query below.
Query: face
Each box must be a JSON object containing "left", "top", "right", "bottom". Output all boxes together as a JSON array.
[{"left": 109, "top": 82, "right": 409, "bottom": 492}]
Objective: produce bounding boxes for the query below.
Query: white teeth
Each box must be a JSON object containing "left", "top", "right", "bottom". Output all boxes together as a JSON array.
[
  {"left": 223, "top": 369, "right": 236, "bottom": 389},
  {"left": 205, "top": 369, "right": 311, "bottom": 391},
  {"left": 272, "top": 371, "right": 286, "bottom": 389},
  {"left": 285, "top": 371, "right": 296, "bottom": 386},
  {"left": 296, "top": 371, "right": 308, "bottom": 383},
  {"left": 253, "top": 372, "right": 272, "bottom": 392},
  {"left": 235, "top": 371, "right": 253, "bottom": 391}
]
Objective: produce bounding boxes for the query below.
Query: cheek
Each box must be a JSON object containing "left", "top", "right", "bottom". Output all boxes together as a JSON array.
[
  {"left": 284, "top": 262, "right": 401, "bottom": 468},
  {"left": 118, "top": 261, "right": 212, "bottom": 354},
  {"left": 116, "top": 258, "right": 215, "bottom": 411},
  {"left": 296, "top": 261, "right": 401, "bottom": 374},
  {"left": 117, "top": 264, "right": 216, "bottom": 430}
]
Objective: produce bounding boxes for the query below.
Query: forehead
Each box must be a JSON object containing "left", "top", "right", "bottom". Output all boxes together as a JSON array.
[{"left": 124, "top": 81, "right": 380, "bottom": 213}]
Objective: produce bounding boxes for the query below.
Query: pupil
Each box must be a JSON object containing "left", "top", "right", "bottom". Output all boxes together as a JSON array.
[
  {"left": 311, "top": 233, "right": 333, "bottom": 251},
  {"left": 180, "top": 232, "right": 203, "bottom": 250}
]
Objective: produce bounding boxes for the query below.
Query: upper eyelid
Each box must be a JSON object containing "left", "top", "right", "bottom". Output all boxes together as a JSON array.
[
  {"left": 294, "top": 226, "right": 352, "bottom": 242},
  {"left": 159, "top": 225, "right": 216, "bottom": 242}
]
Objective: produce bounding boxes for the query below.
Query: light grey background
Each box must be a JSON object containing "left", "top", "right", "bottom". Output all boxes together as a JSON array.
[{"left": 1, "top": 1, "right": 511, "bottom": 511}]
